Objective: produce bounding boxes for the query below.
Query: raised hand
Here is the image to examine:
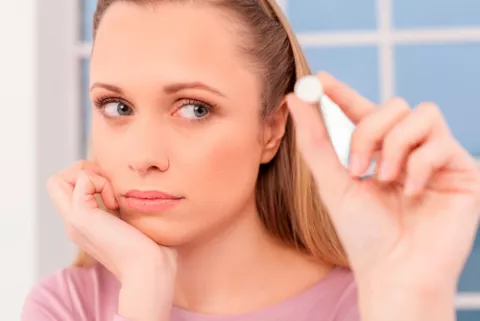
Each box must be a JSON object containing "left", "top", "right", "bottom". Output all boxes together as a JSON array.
[
  {"left": 47, "top": 161, "right": 176, "bottom": 320},
  {"left": 287, "top": 72, "right": 480, "bottom": 320}
]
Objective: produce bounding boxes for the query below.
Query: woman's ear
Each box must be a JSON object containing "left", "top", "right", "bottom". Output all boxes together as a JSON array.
[{"left": 260, "top": 98, "right": 289, "bottom": 164}]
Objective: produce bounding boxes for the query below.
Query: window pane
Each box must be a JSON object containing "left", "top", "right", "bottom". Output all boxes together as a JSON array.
[
  {"left": 459, "top": 228, "right": 480, "bottom": 291},
  {"left": 395, "top": 43, "right": 480, "bottom": 156},
  {"left": 457, "top": 310, "right": 480, "bottom": 321},
  {"left": 289, "top": 0, "right": 377, "bottom": 33},
  {"left": 304, "top": 46, "right": 380, "bottom": 103},
  {"left": 393, "top": 0, "right": 480, "bottom": 29},
  {"left": 81, "top": 59, "right": 91, "bottom": 157},
  {"left": 81, "top": 0, "right": 97, "bottom": 42}
]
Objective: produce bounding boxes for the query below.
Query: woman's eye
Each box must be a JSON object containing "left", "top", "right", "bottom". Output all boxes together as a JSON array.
[
  {"left": 103, "top": 102, "right": 133, "bottom": 117},
  {"left": 176, "top": 103, "right": 210, "bottom": 120}
]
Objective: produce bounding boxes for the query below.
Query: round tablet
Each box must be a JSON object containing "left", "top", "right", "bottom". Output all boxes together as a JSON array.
[{"left": 294, "top": 75, "right": 324, "bottom": 103}]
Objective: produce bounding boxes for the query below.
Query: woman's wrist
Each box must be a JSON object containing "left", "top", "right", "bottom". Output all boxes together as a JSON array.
[
  {"left": 118, "top": 263, "right": 175, "bottom": 321},
  {"left": 357, "top": 277, "right": 456, "bottom": 321}
]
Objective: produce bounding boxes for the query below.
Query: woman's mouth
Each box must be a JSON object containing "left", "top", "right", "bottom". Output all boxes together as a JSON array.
[{"left": 122, "top": 190, "right": 183, "bottom": 213}]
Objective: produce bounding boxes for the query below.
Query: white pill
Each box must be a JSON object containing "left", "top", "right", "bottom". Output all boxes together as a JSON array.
[{"left": 294, "top": 75, "right": 324, "bottom": 103}]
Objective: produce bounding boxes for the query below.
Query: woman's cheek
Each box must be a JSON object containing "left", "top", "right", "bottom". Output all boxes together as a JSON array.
[{"left": 178, "top": 127, "right": 262, "bottom": 198}]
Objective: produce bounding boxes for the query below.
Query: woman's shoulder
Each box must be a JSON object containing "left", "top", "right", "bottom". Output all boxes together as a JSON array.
[{"left": 22, "top": 264, "right": 120, "bottom": 321}]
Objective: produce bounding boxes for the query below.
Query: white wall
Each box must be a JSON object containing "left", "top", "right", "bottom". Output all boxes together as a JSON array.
[
  {"left": 0, "top": 1, "right": 37, "bottom": 318},
  {"left": 0, "top": 1, "right": 80, "bottom": 319}
]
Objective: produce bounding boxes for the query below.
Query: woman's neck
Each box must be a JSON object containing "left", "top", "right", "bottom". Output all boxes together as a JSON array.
[{"left": 173, "top": 203, "right": 333, "bottom": 315}]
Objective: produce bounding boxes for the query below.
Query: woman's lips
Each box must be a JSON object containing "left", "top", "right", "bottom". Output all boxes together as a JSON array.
[{"left": 122, "top": 190, "right": 183, "bottom": 213}]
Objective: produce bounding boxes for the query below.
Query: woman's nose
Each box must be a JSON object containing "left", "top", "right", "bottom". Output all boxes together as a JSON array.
[
  {"left": 126, "top": 120, "right": 170, "bottom": 175},
  {"left": 128, "top": 158, "right": 170, "bottom": 175}
]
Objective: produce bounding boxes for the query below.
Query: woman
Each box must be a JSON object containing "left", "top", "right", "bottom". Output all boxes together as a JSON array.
[{"left": 22, "top": 0, "right": 480, "bottom": 320}]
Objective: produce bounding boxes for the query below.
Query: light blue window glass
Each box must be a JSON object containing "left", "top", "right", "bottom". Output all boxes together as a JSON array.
[
  {"left": 395, "top": 43, "right": 480, "bottom": 156},
  {"left": 457, "top": 310, "right": 480, "bottom": 321},
  {"left": 393, "top": 0, "right": 480, "bottom": 29},
  {"left": 304, "top": 46, "right": 380, "bottom": 103},
  {"left": 81, "top": 59, "right": 91, "bottom": 155},
  {"left": 459, "top": 229, "right": 480, "bottom": 291},
  {"left": 288, "top": 0, "right": 377, "bottom": 33},
  {"left": 81, "top": 0, "right": 97, "bottom": 42}
]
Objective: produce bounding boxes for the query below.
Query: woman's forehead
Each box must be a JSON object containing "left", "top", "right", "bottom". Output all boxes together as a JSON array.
[{"left": 90, "top": 2, "right": 257, "bottom": 96}]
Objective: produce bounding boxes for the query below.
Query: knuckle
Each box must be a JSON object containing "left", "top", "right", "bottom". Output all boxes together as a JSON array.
[
  {"left": 60, "top": 163, "right": 83, "bottom": 180},
  {"left": 389, "top": 97, "right": 410, "bottom": 109},
  {"left": 418, "top": 102, "right": 441, "bottom": 117},
  {"left": 384, "top": 129, "right": 403, "bottom": 151},
  {"left": 417, "top": 102, "right": 449, "bottom": 130},
  {"left": 71, "top": 161, "right": 84, "bottom": 172},
  {"left": 349, "top": 130, "right": 364, "bottom": 152},
  {"left": 317, "top": 71, "right": 339, "bottom": 91},
  {"left": 316, "top": 71, "right": 333, "bottom": 82},
  {"left": 76, "top": 160, "right": 88, "bottom": 168},
  {"left": 409, "top": 152, "right": 430, "bottom": 169},
  {"left": 389, "top": 97, "right": 411, "bottom": 114},
  {"left": 351, "top": 122, "right": 378, "bottom": 152},
  {"left": 46, "top": 175, "right": 61, "bottom": 190},
  {"left": 418, "top": 101, "right": 438, "bottom": 109}
]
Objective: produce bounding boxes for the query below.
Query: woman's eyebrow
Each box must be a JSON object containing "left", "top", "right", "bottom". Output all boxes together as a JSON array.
[
  {"left": 90, "top": 82, "right": 124, "bottom": 95},
  {"left": 164, "top": 81, "right": 227, "bottom": 98},
  {"left": 90, "top": 81, "right": 227, "bottom": 98}
]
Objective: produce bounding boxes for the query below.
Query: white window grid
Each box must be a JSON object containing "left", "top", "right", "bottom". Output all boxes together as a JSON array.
[{"left": 75, "top": 0, "right": 480, "bottom": 309}]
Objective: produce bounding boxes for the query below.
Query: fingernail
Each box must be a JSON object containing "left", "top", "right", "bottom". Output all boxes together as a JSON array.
[
  {"left": 379, "top": 163, "right": 391, "bottom": 181},
  {"left": 349, "top": 154, "right": 364, "bottom": 176}
]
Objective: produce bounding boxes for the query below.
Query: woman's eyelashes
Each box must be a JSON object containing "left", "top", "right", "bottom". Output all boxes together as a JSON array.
[
  {"left": 172, "top": 99, "right": 215, "bottom": 122},
  {"left": 92, "top": 96, "right": 216, "bottom": 122},
  {"left": 93, "top": 96, "right": 133, "bottom": 118}
]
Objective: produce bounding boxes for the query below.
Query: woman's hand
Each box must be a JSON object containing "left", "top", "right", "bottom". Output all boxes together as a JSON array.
[
  {"left": 287, "top": 72, "right": 480, "bottom": 321},
  {"left": 47, "top": 161, "right": 176, "bottom": 320}
]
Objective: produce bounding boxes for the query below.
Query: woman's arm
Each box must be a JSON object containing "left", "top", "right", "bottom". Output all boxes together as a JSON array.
[
  {"left": 42, "top": 162, "right": 177, "bottom": 321},
  {"left": 358, "top": 279, "right": 456, "bottom": 321},
  {"left": 117, "top": 264, "right": 175, "bottom": 321}
]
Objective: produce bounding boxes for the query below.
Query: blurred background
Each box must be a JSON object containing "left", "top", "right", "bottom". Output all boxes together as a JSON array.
[{"left": 1, "top": 0, "right": 479, "bottom": 319}]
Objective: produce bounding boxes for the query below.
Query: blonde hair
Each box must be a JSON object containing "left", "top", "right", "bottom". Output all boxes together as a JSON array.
[{"left": 74, "top": 0, "right": 347, "bottom": 267}]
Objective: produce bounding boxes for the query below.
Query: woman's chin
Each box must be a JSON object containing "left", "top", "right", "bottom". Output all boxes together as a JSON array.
[{"left": 121, "top": 214, "right": 197, "bottom": 247}]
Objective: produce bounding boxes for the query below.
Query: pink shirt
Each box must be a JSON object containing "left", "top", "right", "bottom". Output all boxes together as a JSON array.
[{"left": 21, "top": 264, "right": 359, "bottom": 321}]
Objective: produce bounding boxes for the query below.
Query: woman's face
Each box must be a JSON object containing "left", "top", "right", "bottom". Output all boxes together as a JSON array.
[{"left": 89, "top": 2, "right": 286, "bottom": 245}]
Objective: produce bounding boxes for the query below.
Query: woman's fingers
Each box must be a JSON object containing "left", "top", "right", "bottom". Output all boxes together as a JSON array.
[
  {"left": 379, "top": 103, "right": 450, "bottom": 183},
  {"left": 60, "top": 160, "right": 108, "bottom": 187},
  {"left": 318, "top": 72, "right": 377, "bottom": 124},
  {"left": 48, "top": 161, "right": 118, "bottom": 222},
  {"left": 72, "top": 170, "right": 118, "bottom": 211},
  {"left": 286, "top": 93, "right": 351, "bottom": 210},
  {"left": 404, "top": 137, "right": 455, "bottom": 196},
  {"left": 293, "top": 72, "right": 467, "bottom": 204},
  {"left": 349, "top": 98, "right": 411, "bottom": 176},
  {"left": 47, "top": 175, "right": 74, "bottom": 216}
]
